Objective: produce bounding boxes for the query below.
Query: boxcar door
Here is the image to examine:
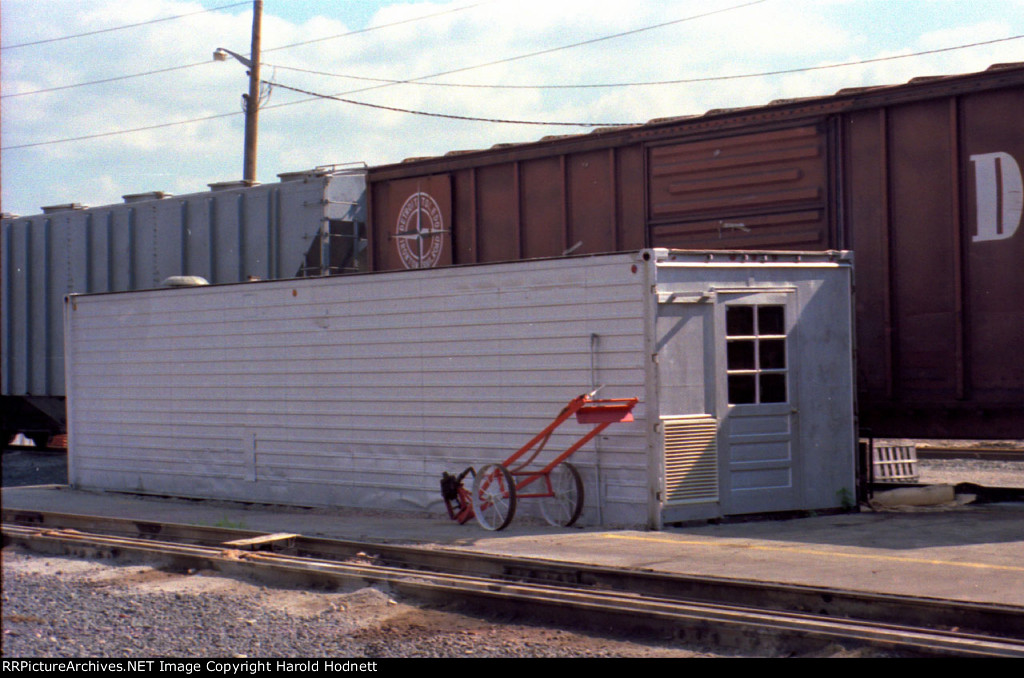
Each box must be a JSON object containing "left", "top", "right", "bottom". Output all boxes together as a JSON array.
[{"left": 716, "top": 290, "right": 803, "bottom": 515}]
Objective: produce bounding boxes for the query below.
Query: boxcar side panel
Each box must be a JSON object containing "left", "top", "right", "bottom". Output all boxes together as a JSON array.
[
  {"left": 370, "top": 174, "right": 454, "bottom": 272},
  {"left": 520, "top": 156, "right": 568, "bottom": 258},
  {"left": 566, "top": 148, "right": 619, "bottom": 255},
  {"left": 888, "top": 99, "right": 960, "bottom": 402},
  {"left": 847, "top": 84, "right": 1024, "bottom": 436},
  {"left": 372, "top": 143, "right": 649, "bottom": 272},
  {"left": 475, "top": 163, "right": 519, "bottom": 263},
  {"left": 962, "top": 87, "right": 1024, "bottom": 404},
  {"left": 844, "top": 108, "right": 892, "bottom": 402},
  {"left": 647, "top": 124, "right": 833, "bottom": 251},
  {"left": 616, "top": 144, "right": 647, "bottom": 252}
]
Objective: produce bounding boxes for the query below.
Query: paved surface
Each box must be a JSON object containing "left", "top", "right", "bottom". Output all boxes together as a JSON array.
[{"left": 3, "top": 484, "right": 1023, "bottom": 608}]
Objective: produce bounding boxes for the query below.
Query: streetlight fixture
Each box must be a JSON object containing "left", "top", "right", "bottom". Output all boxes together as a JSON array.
[
  {"left": 213, "top": 0, "right": 263, "bottom": 185},
  {"left": 212, "top": 47, "right": 251, "bottom": 68}
]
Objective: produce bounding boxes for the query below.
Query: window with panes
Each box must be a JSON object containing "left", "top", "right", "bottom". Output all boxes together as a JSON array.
[{"left": 725, "top": 305, "right": 787, "bottom": 405}]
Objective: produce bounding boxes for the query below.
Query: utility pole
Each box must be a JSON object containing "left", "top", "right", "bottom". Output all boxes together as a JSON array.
[{"left": 242, "top": 0, "right": 263, "bottom": 185}]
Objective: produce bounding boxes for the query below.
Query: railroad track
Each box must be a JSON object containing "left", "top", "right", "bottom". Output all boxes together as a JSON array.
[
  {"left": 3, "top": 510, "right": 1023, "bottom": 657},
  {"left": 914, "top": 445, "right": 1024, "bottom": 462}
]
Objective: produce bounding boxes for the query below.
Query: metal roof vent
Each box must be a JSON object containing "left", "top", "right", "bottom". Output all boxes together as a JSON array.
[
  {"left": 123, "top": 191, "right": 172, "bottom": 204},
  {"left": 162, "top": 276, "right": 210, "bottom": 287},
  {"left": 317, "top": 162, "right": 366, "bottom": 174},
  {"left": 208, "top": 180, "right": 257, "bottom": 191},
  {"left": 41, "top": 203, "right": 87, "bottom": 214},
  {"left": 277, "top": 169, "right": 327, "bottom": 182},
  {"left": 276, "top": 168, "right": 319, "bottom": 182},
  {"left": 279, "top": 162, "right": 367, "bottom": 180}
]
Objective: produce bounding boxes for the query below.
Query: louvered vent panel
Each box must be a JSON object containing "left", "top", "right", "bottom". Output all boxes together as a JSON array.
[{"left": 663, "top": 416, "right": 719, "bottom": 505}]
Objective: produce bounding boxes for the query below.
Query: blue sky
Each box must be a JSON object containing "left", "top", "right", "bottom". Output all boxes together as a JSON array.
[{"left": 3, "top": 0, "right": 1023, "bottom": 216}]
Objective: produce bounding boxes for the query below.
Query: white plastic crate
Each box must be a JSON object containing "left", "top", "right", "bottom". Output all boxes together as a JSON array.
[{"left": 872, "top": 444, "right": 919, "bottom": 483}]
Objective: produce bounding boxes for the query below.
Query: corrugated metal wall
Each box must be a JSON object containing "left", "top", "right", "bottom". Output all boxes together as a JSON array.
[
  {"left": 3, "top": 174, "right": 366, "bottom": 400},
  {"left": 66, "top": 254, "right": 651, "bottom": 525}
]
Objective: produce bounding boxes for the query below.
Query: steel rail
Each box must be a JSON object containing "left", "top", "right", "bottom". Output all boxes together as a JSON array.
[
  {"left": 3, "top": 520, "right": 1023, "bottom": 657},
  {"left": 914, "top": 446, "right": 1024, "bottom": 462},
  {"left": 4, "top": 508, "right": 1021, "bottom": 639},
  {"left": 3, "top": 508, "right": 1021, "bottom": 639}
]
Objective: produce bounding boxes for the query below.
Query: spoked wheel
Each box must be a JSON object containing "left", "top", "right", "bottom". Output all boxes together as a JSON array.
[
  {"left": 472, "top": 464, "right": 517, "bottom": 531},
  {"left": 539, "top": 462, "right": 584, "bottom": 527}
]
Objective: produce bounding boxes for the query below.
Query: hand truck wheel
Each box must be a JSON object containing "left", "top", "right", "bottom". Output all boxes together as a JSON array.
[
  {"left": 472, "top": 464, "right": 517, "bottom": 531},
  {"left": 539, "top": 462, "right": 584, "bottom": 527}
]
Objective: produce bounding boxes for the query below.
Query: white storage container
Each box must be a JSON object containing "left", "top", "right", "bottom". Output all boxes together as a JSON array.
[{"left": 65, "top": 249, "right": 855, "bottom": 527}]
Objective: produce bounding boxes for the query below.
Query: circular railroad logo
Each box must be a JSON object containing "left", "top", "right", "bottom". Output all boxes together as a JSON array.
[{"left": 395, "top": 191, "right": 445, "bottom": 269}]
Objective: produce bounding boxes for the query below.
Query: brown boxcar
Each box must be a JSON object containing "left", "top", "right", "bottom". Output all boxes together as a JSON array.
[{"left": 366, "top": 63, "right": 1024, "bottom": 439}]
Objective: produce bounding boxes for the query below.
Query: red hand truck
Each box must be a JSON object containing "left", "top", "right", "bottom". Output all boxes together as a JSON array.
[{"left": 440, "top": 389, "right": 639, "bottom": 530}]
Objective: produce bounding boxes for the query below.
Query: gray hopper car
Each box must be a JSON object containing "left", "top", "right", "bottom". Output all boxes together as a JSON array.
[{"left": 2, "top": 168, "right": 367, "bottom": 445}]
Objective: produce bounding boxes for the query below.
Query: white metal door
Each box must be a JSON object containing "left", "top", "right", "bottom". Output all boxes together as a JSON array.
[
  {"left": 653, "top": 299, "right": 721, "bottom": 521},
  {"left": 717, "top": 290, "right": 801, "bottom": 515}
]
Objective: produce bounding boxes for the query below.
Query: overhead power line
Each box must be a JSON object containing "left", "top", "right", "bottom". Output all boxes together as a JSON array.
[
  {"left": 3, "top": 0, "right": 766, "bottom": 105},
  {"left": 265, "top": 80, "right": 636, "bottom": 127},
  {"left": 2, "top": 0, "right": 498, "bottom": 99},
  {"left": 262, "top": 0, "right": 497, "bottom": 54},
  {"left": 235, "top": 0, "right": 773, "bottom": 116},
  {"left": 2, "top": 111, "right": 241, "bottom": 150},
  {"left": 328, "top": 0, "right": 769, "bottom": 99},
  {"left": 1, "top": 62, "right": 211, "bottom": 99},
  {"left": 2, "top": 0, "right": 770, "bottom": 149},
  {"left": 1, "top": 2, "right": 250, "bottom": 50},
  {"left": 265, "top": 33, "right": 1024, "bottom": 90},
  {"left": 263, "top": 18, "right": 1023, "bottom": 128}
]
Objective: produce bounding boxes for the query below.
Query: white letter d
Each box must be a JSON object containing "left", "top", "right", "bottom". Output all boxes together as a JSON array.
[{"left": 971, "top": 151, "right": 1022, "bottom": 243}]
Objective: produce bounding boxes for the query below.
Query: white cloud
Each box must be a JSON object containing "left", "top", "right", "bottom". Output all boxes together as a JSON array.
[{"left": 2, "top": 0, "right": 1023, "bottom": 215}]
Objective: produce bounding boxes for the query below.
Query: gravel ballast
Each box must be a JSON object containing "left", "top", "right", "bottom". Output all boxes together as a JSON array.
[
  {"left": 3, "top": 447, "right": 1017, "bottom": 658},
  {"left": 1, "top": 548, "right": 721, "bottom": 658}
]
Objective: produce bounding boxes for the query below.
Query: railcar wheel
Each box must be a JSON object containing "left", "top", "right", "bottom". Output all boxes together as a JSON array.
[
  {"left": 472, "top": 464, "right": 517, "bottom": 531},
  {"left": 539, "top": 462, "right": 584, "bottom": 527}
]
